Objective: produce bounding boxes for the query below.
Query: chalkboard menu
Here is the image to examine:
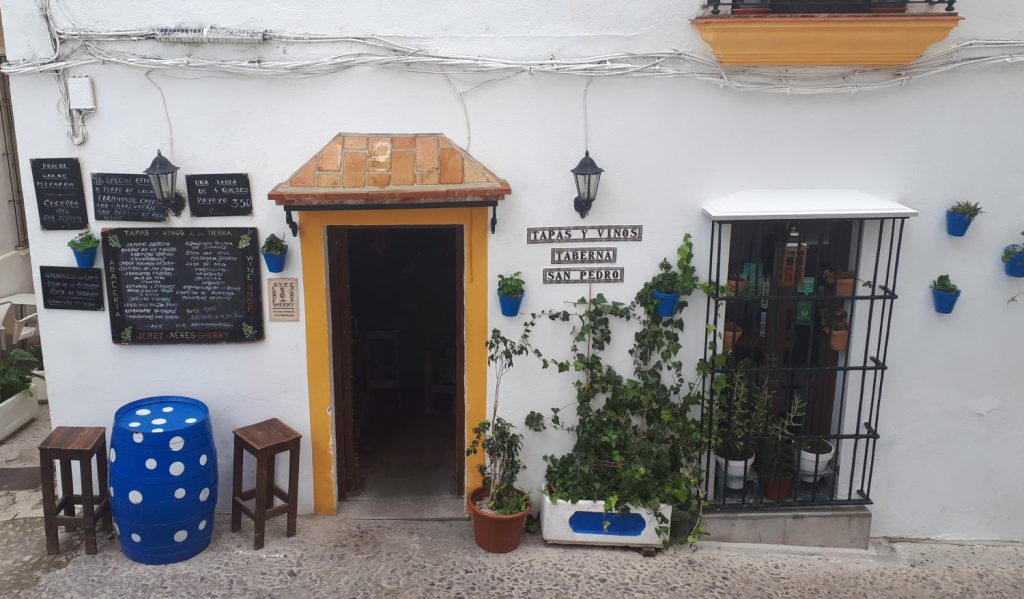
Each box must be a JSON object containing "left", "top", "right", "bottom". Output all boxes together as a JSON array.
[
  {"left": 102, "top": 227, "right": 264, "bottom": 344},
  {"left": 30, "top": 158, "right": 88, "bottom": 230},
  {"left": 39, "top": 266, "right": 104, "bottom": 311},
  {"left": 92, "top": 173, "right": 167, "bottom": 222},
  {"left": 186, "top": 174, "right": 253, "bottom": 216}
]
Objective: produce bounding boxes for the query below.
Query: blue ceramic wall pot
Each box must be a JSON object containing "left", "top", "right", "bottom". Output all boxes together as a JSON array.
[
  {"left": 931, "top": 288, "right": 961, "bottom": 314},
  {"left": 1004, "top": 246, "right": 1024, "bottom": 277},
  {"left": 72, "top": 247, "right": 97, "bottom": 268},
  {"left": 262, "top": 248, "right": 287, "bottom": 273},
  {"left": 498, "top": 293, "right": 523, "bottom": 317},
  {"left": 945, "top": 211, "right": 973, "bottom": 237},
  {"left": 653, "top": 290, "right": 680, "bottom": 317}
]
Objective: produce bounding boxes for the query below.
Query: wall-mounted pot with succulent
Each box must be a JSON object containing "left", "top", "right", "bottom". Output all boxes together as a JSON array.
[
  {"left": 68, "top": 231, "right": 100, "bottom": 268},
  {"left": 822, "top": 269, "right": 855, "bottom": 297},
  {"left": 930, "top": 274, "right": 960, "bottom": 314},
  {"left": 496, "top": 272, "right": 525, "bottom": 317},
  {"left": 1003, "top": 232, "right": 1024, "bottom": 278},
  {"left": 821, "top": 308, "right": 850, "bottom": 352},
  {"left": 946, "top": 201, "right": 983, "bottom": 237},
  {"left": 261, "top": 234, "right": 288, "bottom": 273}
]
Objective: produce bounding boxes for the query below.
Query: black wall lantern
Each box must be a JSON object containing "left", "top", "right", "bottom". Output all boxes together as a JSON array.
[
  {"left": 571, "top": 151, "right": 603, "bottom": 218},
  {"left": 144, "top": 150, "right": 186, "bottom": 216}
]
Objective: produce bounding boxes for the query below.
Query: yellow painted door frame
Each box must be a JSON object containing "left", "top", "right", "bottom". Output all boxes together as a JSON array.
[{"left": 298, "top": 207, "right": 489, "bottom": 515}]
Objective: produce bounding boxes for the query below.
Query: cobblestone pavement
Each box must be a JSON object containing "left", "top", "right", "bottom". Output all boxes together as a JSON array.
[{"left": 1, "top": 513, "right": 1022, "bottom": 599}]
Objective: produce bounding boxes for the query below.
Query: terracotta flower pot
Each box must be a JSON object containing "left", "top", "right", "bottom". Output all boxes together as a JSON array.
[
  {"left": 467, "top": 486, "right": 531, "bottom": 553},
  {"left": 828, "top": 329, "right": 849, "bottom": 352},
  {"left": 763, "top": 475, "right": 794, "bottom": 502},
  {"left": 834, "top": 277, "right": 855, "bottom": 297},
  {"left": 723, "top": 326, "right": 743, "bottom": 351}
]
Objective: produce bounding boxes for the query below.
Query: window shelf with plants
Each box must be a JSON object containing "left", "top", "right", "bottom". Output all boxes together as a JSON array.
[{"left": 700, "top": 216, "right": 907, "bottom": 510}]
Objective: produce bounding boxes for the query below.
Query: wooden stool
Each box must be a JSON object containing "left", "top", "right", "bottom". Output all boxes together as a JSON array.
[
  {"left": 231, "top": 418, "right": 301, "bottom": 550},
  {"left": 38, "top": 427, "right": 113, "bottom": 555}
]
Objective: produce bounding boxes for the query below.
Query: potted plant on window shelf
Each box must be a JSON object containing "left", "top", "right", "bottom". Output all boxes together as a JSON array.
[
  {"left": 0, "top": 349, "right": 42, "bottom": 442},
  {"left": 930, "top": 274, "right": 961, "bottom": 314},
  {"left": 822, "top": 269, "right": 855, "bottom": 297},
  {"left": 1002, "top": 232, "right": 1024, "bottom": 278},
  {"left": 756, "top": 394, "right": 805, "bottom": 503},
  {"left": 465, "top": 329, "right": 531, "bottom": 553},
  {"left": 261, "top": 234, "right": 288, "bottom": 273},
  {"left": 798, "top": 438, "right": 836, "bottom": 483},
  {"left": 946, "top": 201, "right": 983, "bottom": 237},
  {"left": 722, "top": 321, "right": 743, "bottom": 352},
  {"left": 821, "top": 308, "right": 850, "bottom": 352},
  {"left": 709, "top": 370, "right": 762, "bottom": 493},
  {"left": 68, "top": 231, "right": 100, "bottom": 268},
  {"left": 496, "top": 272, "right": 526, "bottom": 317}
]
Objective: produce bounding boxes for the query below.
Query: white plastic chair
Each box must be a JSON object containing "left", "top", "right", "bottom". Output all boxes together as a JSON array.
[
  {"left": 0, "top": 302, "right": 11, "bottom": 351},
  {"left": 11, "top": 312, "right": 38, "bottom": 346}
]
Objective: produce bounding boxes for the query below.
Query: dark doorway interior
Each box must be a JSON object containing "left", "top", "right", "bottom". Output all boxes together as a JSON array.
[{"left": 330, "top": 226, "right": 461, "bottom": 502}]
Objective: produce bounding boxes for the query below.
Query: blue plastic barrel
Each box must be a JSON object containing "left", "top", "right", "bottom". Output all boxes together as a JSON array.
[{"left": 109, "top": 396, "right": 217, "bottom": 565}]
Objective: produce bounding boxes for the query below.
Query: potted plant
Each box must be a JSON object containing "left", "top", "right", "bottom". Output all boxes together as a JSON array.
[
  {"left": 727, "top": 275, "right": 746, "bottom": 296},
  {"left": 496, "top": 272, "right": 525, "bottom": 317},
  {"left": 722, "top": 321, "right": 743, "bottom": 351},
  {"left": 261, "top": 234, "right": 288, "bottom": 273},
  {"left": 652, "top": 259, "right": 683, "bottom": 317},
  {"left": 465, "top": 329, "right": 531, "bottom": 553},
  {"left": 68, "top": 231, "right": 100, "bottom": 268},
  {"left": 822, "top": 269, "right": 855, "bottom": 297},
  {"left": 946, "top": 201, "right": 983, "bottom": 237},
  {"left": 756, "top": 395, "right": 805, "bottom": 503},
  {"left": 1002, "top": 231, "right": 1024, "bottom": 278},
  {"left": 798, "top": 439, "right": 836, "bottom": 483},
  {"left": 0, "top": 349, "right": 42, "bottom": 442},
  {"left": 711, "top": 372, "right": 759, "bottom": 492},
  {"left": 821, "top": 308, "right": 850, "bottom": 352},
  {"left": 930, "top": 274, "right": 961, "bottom": 314}
]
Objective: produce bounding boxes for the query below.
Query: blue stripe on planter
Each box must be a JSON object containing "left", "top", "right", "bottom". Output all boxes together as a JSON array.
[{"left": 568, "top": 511, "right": 646, "bottom": 536}]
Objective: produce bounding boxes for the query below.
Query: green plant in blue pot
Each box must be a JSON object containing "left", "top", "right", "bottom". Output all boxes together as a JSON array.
[
  {"left": 1002, "top": 231, "right": 1024, "bottom": 278},
  {"left": 261, "top": 234, "right": 288, "bottom": 273},
  {"left": 930, "top": 274, "right": 960, "bottom": 314},
  {"left": 497, "top": 272, "right": 525, "bottom": 317},
  {"left": 945, "top": 201, "right": 982, "bottom": 237},
  {"left": 67, "top": 231, "right": 99, "bottom": 268}
]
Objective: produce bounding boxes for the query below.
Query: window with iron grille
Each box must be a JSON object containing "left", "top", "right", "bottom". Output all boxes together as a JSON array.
[{"left": 700, "top": 215, "right": 908, "bottom": 510}]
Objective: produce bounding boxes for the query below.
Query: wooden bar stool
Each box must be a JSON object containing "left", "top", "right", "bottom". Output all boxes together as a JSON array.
[
  {"left": 231, "top": 418, "right": 301, "bottom": 550},
  {"left": 38, "top": 426, "right": 113, "bottom": 555}
]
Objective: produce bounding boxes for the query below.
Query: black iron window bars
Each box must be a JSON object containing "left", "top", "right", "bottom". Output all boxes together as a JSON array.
[
  {"left": 707, "top": 1, "right": 957, "bottom": 15},
  {"left": 700, "top": 216, "right": 907, "bottom": 510}
]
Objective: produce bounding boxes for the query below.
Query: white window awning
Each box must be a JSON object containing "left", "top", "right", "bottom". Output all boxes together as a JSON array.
[{"left": 701, "top": 190, "right": 918, "bottom": 222}]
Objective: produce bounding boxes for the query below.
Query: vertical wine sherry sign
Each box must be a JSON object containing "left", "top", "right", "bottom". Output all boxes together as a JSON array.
[
  {"left": 30, "top": 158, "right": 88, "bottom": 230},
  {"left": 527, "top": 225, "right": 640, "bottom": 284}
]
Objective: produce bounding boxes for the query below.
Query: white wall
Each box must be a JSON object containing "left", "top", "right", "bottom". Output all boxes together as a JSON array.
[{"left": 1, "top": 0, "right": 1022, "bottom": 539}]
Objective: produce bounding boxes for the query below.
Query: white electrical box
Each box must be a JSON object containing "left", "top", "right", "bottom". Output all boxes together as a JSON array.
[{"left": 67, "top": 76, "right": 96, "bottom": 111}]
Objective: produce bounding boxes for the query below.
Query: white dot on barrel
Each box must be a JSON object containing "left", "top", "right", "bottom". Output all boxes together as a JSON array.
[
  {"left": 169, "top": 461, "right": 184, "bottom": 476},
  {"left": 152, "top": 428, "right": 164, "bottom": 433},
  {"left": 174, "top": 488, "right": 186, "bottom": 499},
  {"left": 131, "top": 533, "right": 141, "bottom": 543},
  {"left": 151, "top": 418, "right": 167, "bottom": 425},
  {"left": 109, "top": 448, "right": 116, "bottom": 462},
  {"left": 174, "top": 530, "right": 188, "bottom": 543},
  {"left": 109, "top": 486, "right": 114, "bottom": 497},
  {"left": 145, "top": 458, "right": 157, "bottom": 470},
  {"left": 199, "top": 454, "right": 207, "bottom": 466},
  {"left": 133, "top": 432, "right": 144, "bottom": 443},
  {"left": 128, "top": 422, "right": 140, "bottom": 428},
  {"left": 198, "top": 520, "right": 207, "bottom": 531},
  {"left": 136, "top": 409, "right": 151, "bottom": 416},
  {"left": 162, "top": 407, "right": 174, "bottom": 413},
  {"left": 199, "top": 487, "right": 210, "bottom": 502},
  {"left": 169, "top": 436, "right": 185, "bottom": 452},
  {"left": 128, "top": 490, "right": 143, "bottom": 504},
  {"left": 185, "top": 417, "right": 197, "bottom": 424},
  {"left": 113, "top": 523, "right": 119, "bottom": 535}
]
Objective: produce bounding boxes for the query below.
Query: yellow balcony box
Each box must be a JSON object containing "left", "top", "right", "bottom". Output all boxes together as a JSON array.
[{"left": 692, "top": 13, "right": 963, "bottom": 66}]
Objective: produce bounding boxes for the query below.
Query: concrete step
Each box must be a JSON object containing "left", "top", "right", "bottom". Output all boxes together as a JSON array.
[
  {"left": 701, "top": 506, "right": 871, "bottom": 550},
  {"left": 337, "top": 494, "right": 467, "bottom": 521}
]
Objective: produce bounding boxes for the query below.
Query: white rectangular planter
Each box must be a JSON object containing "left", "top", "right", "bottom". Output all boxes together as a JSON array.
[
  {"left": 30, "top": 370, "right": 47, "bottom": 402},
  {"left": 0, "top": 390, "right": 38, "bottom": 442},
  {"left": 540, "top": 494, "right": 671, "bottom": 548}
]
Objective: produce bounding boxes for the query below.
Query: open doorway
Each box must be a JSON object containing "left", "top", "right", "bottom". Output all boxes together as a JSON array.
[{"left": 327, "top": 225, "right": 464, "bottom": 514}]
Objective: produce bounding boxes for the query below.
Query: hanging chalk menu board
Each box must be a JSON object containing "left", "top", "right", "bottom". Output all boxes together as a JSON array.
[
  {"left": 30, "top": 158, "right": 88, "bottom": 230},
  {"left": 102, "top": 227, "right": 263, "bottom": 344},
  {"left": 185, "top": 174, "right": 253, "bottom": 216},
  {"left": 92, "top": 173, "right": 167, "bottom": 222},
  {"left": 39, "top": 266, "right": 104, "bottom": 311}
]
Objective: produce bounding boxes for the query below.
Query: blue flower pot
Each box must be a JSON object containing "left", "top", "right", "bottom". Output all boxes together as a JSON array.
[
  {"left": 72, "top": 247, "right": 97, "bottom": 268},
  {"left": 1004, "top": 247, "right": 1024, "bottom": 278},
  {"left": 262, "top": 248, "right": 287, "bottom": 273},
  {"left": 653, "top": 290, "right": 681, "bottom": 318},
  {"left": 931, "top": 288, "right": 960, "bottom": 314},
  {"left": 498, "top": 293, "right": 523, "bottom": 317},
  {"left": 945, "top": 211, "right": 973, "bottom": 237}
]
